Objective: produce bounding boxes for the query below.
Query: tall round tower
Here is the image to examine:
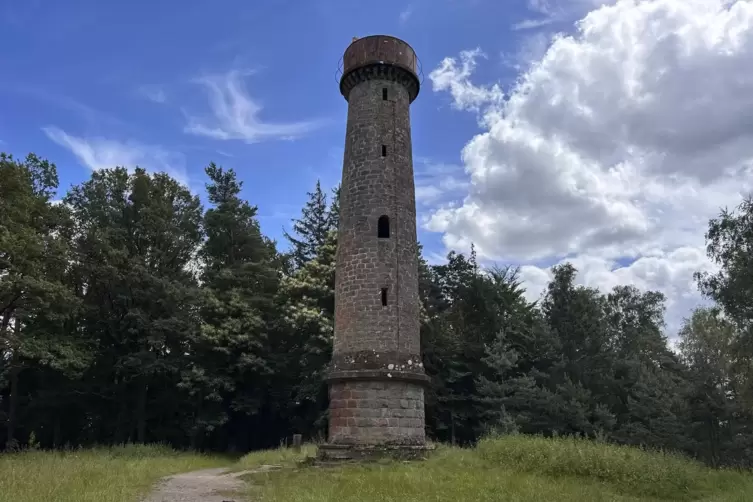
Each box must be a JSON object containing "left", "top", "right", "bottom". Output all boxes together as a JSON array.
[{"left": 320, "top": 35, "right": 429, "bottom": 460}]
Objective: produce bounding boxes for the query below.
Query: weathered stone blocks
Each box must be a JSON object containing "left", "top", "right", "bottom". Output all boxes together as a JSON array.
[
  {"left": 323, "top": 36, "right": 428, "bottom": 458},
  {"left": 328, "top": 380, "right": 425, "bottom": 446}
]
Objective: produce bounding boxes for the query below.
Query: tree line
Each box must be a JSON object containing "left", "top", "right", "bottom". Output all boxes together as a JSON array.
[{"left": 1, "top": 152, "right": 752, "bottom": 467}]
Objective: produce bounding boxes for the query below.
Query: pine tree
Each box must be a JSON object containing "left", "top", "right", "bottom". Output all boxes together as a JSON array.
[
  {"left": 186, "top": 163, "right": 281, "bottom": 450},
  {"left": 279, "top": 229, "right": 336, "bottom": 438},
  {"left": 328, "top": 184, "right": 340, "bottom": 232},
  {"left": 284, "top": 180, "right": 333, "bottom": 270}
]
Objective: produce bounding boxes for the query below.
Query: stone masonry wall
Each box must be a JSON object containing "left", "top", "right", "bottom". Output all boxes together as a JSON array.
[
  {"left": 334, "top": 77, "right": 420, "bottom": 357},
  {"left": 328, "top": 380, "right": 425, "bottom": 445},
  {"left": 328, "top": 65, "right": 426, "bottom": 448}
]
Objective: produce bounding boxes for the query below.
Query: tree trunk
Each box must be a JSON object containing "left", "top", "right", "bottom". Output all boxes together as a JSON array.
[
  {"left": 6, "top": 363, "right": 19, "bottom": 448},
  {"left": 136, "top": 377, "right": 148, "bottom": 443},
  {"left": 114, "top": 381, "right": 129, "bottom": 445},
  {"left": 53, "top": 416, "right": 62, "bottom": 449},
  {"left": 6, "top": 320, "right": 21, "bottom": 449},
  {"left": 450, "top": 412, "right": 456, "bottom": 446}
]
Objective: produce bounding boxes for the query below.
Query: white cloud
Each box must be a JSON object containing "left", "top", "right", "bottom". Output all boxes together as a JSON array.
[
  {"left": 517, "top": 249, "right": 717, "bottom": 334},
  {"left": 513, "top": 0, "right": 560, "bottom": 30},
  {"left": 184, "top": 69, "right": 321, "bottom": 144},
  {"left": 429, "top": 49, "right": 505, "bottom": 115},
  {"left": 427, "top": 0, "right": 753, "bottom": 338},
  {"left": 43, "top": 126, "right": 189, "bottom": 186},
  {"left": 513, "top": 18, "right": 556, "bottom": 31}
]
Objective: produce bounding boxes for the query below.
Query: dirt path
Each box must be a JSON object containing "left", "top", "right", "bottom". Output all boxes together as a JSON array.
[{"left": 142, "top": 465, "right": 279, "bottom": 502}]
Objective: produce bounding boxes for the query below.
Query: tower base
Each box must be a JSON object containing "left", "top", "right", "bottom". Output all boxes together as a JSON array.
[{"left": 317, "top": 443, "right": 435, "bottom": 463}]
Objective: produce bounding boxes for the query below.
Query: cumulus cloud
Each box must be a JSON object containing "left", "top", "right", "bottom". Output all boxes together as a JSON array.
[
  {"left": 430, "top": 49, "right": 505, "bottom": 114},
  {"left": 427, "top": 0, "right": 753, "bottom": 336},
  {"left": 43, "top": 126, "right": 189, "bottom": 186},
  {"left": 184, "top": 69, "right": 321, "bottom": 144}
]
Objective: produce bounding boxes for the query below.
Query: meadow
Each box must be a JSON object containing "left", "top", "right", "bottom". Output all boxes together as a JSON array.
[
  {"left": 240, "top": 435, "right": 753, "bottom": 502},
  {"left": 2, "top": 435, "right": 752, "bottom": 501},
  {"left": 0, "top": 443, "right": 229, "bottom": 502}
]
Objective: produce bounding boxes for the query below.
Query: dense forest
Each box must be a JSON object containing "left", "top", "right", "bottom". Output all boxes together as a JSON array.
[{"left": 2, "top": 152, "right": 753, "bottom": 468}]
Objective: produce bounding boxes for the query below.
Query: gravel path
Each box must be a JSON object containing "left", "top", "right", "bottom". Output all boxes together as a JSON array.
[{"left": 142, "top": 466, "right": 278, "bottom": 502}]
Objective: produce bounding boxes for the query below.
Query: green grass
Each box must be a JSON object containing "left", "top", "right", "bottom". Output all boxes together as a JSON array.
[
  {"left": 241, "top": 435, "right": 753, "bottom": 502},
  {"left": 237, "top": 443, "right": 318, "bottom": 469},
  {"left": 0, "top": 443, "right": 229, "bottom": 502},
  {"left": 4, "top": 436, "right": 752, "bottom": 501}
]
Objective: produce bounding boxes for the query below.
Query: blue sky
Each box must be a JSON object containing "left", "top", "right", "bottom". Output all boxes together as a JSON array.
[
  {"left": 0, "top": 0, "right": 545, "bottom": 257},
  {"left": 5, "top": 0, "right": 748, "bottom": 335}
]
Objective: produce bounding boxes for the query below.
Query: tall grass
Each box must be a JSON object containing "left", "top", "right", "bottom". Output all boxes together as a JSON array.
[
  {"left": 0, "top": 444, "right": 229, "bottom": 502},
  {"left": 242, "top": 435, "right": 753, "bottom": 502},
  {"left": 4, "top": 435, "right": 753, "bottom": 501},
  {"left": 476, "top": 434, "right": 748, "bottom": 500},
  {"left": 237, "top": 443, "right": 318, "bottom": 469}
]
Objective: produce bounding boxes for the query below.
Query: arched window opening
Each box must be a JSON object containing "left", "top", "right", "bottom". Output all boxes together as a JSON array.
[
  {"left": 383, "top": 88, "right": 388, "bottom": 100},
  {"left": 381, "top": 288, "right": 388, "bottom": 306},
  {"left": 378, "top": 215, "right": 390, "bottom": 238}
]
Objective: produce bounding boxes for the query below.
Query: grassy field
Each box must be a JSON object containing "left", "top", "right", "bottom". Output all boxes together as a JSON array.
[
  {"left": 240, "top": 435, "right": 753, "bottom": 502},
  {"left": 2, "top": 436, "right": 752, "bottom": 501},
  {"left": 0, "top": 443, "right": 229, "bottom": 502}
]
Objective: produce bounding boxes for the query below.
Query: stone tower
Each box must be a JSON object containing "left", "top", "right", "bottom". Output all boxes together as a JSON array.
[{"left": 319, "top": 35, "right": 429, "bottom": 460}]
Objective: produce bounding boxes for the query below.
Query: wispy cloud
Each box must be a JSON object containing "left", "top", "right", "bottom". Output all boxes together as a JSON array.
[
  {"left": 424, "top": 250, "right": 449, "bottom": 266},
  {"left": 42, "top": 126, "right": 189, "bottom": 186},
  {"left": 259, "top": 203, "right": 299, "bottom": 222},
  {"left": 501, "top": 31, "right": 553, "bottom": 71},
  {"left": 137, "top": 84, "right": 167, "bottom": 104},
  {"left": 513, "top": 0, "right": 562, "bottom": 31},
  {"left": 184, "top": 69, "right": 321, "bottom": 144},
  {"left": 513, "top": 0, "right": 614, "bottom": 30},
  {"left": 414, "top": 158, "right": 469, "bottom": 207},
  {"left": 399, "top": 5, "right": 414, "bottom": 24},
  {"left": 512, "top": 17, "right": 555, "bottom": 31},
  {"left": 7, "top": 86, "right": 127, "bottom": 129}
]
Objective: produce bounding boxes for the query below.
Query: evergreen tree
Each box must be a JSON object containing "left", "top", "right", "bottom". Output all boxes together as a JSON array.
[
  {"left": 328, "top": 184, "right": 340, "bottom": 232},
  {"left": 284, "top": 180, "right": 334, "bottom": 270},
  {"left": 279, "top": 229, "right": 336, "bottom": 438},
  {"left": 183, "top": 163, "right": 282, "bottom": 449},
  {"left": 63, "top": 167, "right": 203, "bottom": 444},
  {"left": 4, "top": 148, "right": 753, "bottom": 468}
]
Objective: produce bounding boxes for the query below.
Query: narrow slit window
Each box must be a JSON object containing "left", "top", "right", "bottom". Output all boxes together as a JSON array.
[
  {"left": 381, "top": 288, "right": 388, "bottom": 306},
  {"left": 378, "top": 215, "right": 390, "bottom": 238},
  {"left": 382, "top": 88, "right": 388, "bottom": 100},
  {"left": 382, "top": 145, "right": 387, "bottom": 157}
]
